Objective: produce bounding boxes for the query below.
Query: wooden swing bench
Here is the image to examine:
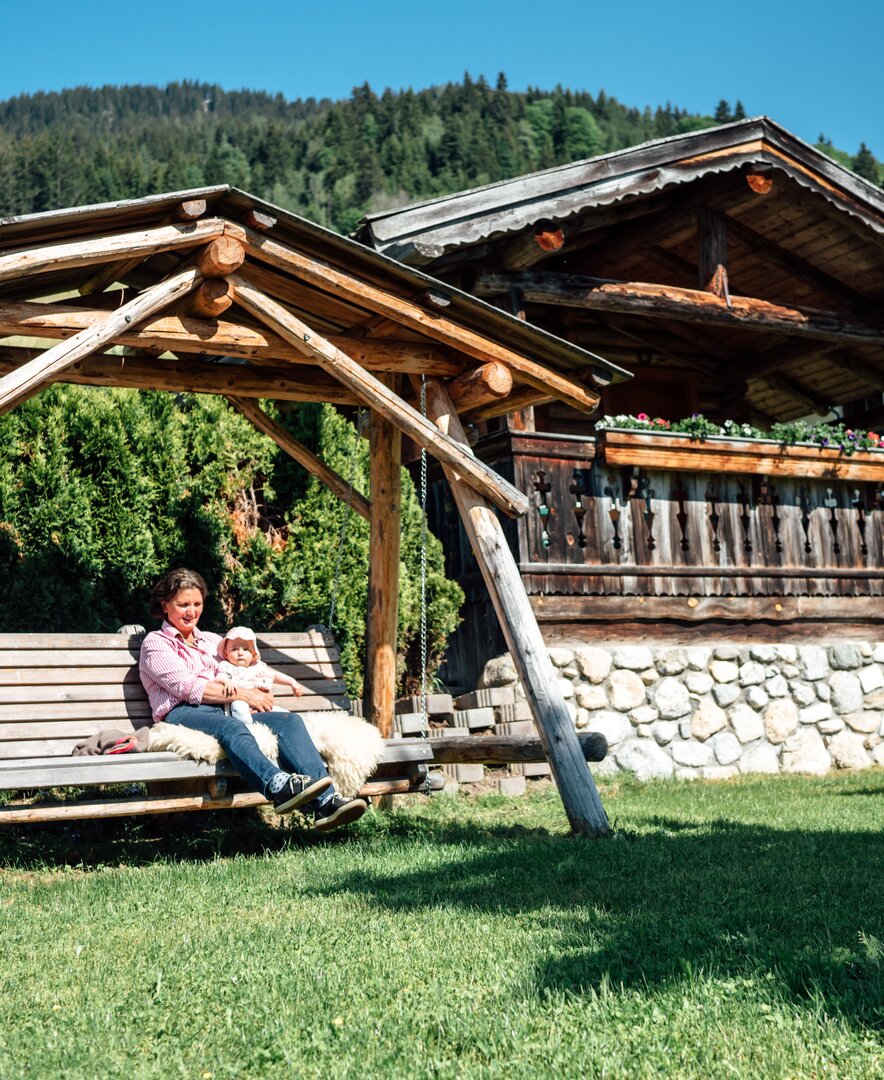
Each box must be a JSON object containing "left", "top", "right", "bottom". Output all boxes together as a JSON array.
[
  {"left": 0, "top": 627, "right": 609, "bottom": 827},
  {"left": 0, "top": 628, "right": 443, "bottom": 826}
]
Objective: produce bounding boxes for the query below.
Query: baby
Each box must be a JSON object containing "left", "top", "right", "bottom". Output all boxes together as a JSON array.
[{"left": 218, "top": 626, "right": 303, "bottom": 724}]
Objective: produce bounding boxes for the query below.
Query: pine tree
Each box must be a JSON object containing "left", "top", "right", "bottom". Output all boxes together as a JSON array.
[{"left": 853, "top": 142, "right": 880, "bottom": 184}]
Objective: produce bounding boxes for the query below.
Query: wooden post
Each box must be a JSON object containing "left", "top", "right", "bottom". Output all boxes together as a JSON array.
[
  {"left": 698, "top": 210, "right": 729, "bottom": 300},
  {"left": 422, "top": 377, "right": 610, "bottom": 837},
  {"left": 363, "top": 378, "right": 402, "bottom": 738}
]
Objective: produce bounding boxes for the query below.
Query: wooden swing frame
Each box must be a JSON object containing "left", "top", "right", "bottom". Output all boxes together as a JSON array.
[{"left": 0, "top": 188, "right": 626, "bottom": 836}]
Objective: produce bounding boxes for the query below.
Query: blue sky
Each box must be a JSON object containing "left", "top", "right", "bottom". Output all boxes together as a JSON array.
[{"left": 2, "top": 0, "right": 881, "bottom": 157}]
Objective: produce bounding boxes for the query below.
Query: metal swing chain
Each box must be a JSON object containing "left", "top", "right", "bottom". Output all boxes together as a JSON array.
[
  {"left": 328, "top": 407, "right": 367, "bottom": 634},
  {"left": 419, "top": 376, "right": 429, "bottom": 739}
]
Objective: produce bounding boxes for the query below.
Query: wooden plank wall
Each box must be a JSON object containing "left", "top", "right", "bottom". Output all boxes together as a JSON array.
[{"left": 510, "top": 444, "right": 884, "bottom": 600}]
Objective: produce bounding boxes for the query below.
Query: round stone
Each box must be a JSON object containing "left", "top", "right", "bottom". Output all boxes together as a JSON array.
[
  {"left": 830, "top": 672, "right": 863, "bottom": 715},
  {"left": 478, "top": 654, "right": 517, "bottom": 688},
  {"left": 826, "top": 730, "right": 872, "bottom": 769},
  {"left": 574, "top": 647, "right": 612, "bottom": 684},
  {"left": 711, "top": 730, "right": 742, "bottom": 765},
  {"left": 790, "top": 681, "right": 817, "bottom": 707},
  {"left": 585, "top": 710, "right": 632, "bottom": 746},
  {"left": 608, "top": 670, "right": 646, "bottom": 712},
  {"left": 548, "top": 647, "right": 575, "bottom": 668},
  {"left": 710, "top": 660, "right": 739, "bottom": 684},
  {"left": 739, "top": 661, "right": 765, "bottom": 686},
  {"left": 729, "top": 703, "right": 765, "bottom": 743},
  {"left": 844, "top": 711, "right": 880, "bottom": 734},
  {"left": 798, "top": 645, "right": 830, "bottom": 681},
  {"left": 613, "top": 647, "right": 654, "bottom": 672},
  {"left": 712, "top": 683, "right": 741, "bottom": 708},
  {"left": 575, "top": 683, "right": 609, "bottom": 711},
  {"left": 828, "top": 644, "right": 862, "bottom": 670},
  {"left": 859, "top": 665, "right": 884, "bottom": 694},
  {"left": 656, "top": 648, "right": 688, "bottom": 676},
  {"left": 781, "top": 728, "right": 831, "bottom": 775},
  {"left": 652, "top": 720, "right": 679, "bottom": 745},
  {"left": 653, "top": 678, "right": 692, "bottom": 719},
  {"left": 692, "top": 698, "right": 727, "bottom": 741},
  {"left": 765, "top": 675, "right": 789, "bottom": 698},
  {"left": 739, "top": 741, "right": 780, "bottom": 774},
  {"left": 686, "top": 647, "right": 711, "bottom": 671},
  {"left": 671, "top": 739, "right": 713, "bottom": 767},
  {"left": 614, "top": 737, "right": 674, "bottom": 781},
  {"left": 686, "top": 671, "right": 713, "bottom": 695},
  {"left": 745, "top": 686, "right": 770, "bottom": 710},
  {"left": 764, "top": 699, "right": 799, "bottom": 744},
  {"left": 799, "top": 702, "right": 833, "bottom": 725}
]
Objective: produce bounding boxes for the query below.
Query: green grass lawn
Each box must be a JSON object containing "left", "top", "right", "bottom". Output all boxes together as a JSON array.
[{"left": 1, "top": 772, "right": 882, "bottom": 1079}]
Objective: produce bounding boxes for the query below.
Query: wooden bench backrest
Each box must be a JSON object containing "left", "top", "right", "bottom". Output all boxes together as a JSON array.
[{"left": 0, "top": 628, "right": 350, "bottom": 761}]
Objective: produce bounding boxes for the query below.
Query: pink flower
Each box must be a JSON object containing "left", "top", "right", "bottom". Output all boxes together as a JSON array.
[{"left": 636, "top": 412, "right": 649, "bottom": 421}]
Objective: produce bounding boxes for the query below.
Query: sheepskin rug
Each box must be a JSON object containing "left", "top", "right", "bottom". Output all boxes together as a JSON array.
[{"left": 147, "top": 712, "right": 383, "bottom": 797}]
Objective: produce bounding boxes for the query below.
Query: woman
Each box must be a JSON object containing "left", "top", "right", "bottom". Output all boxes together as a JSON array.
[{"left": 138, "top": 568, "right": 367, "bottom": 830}]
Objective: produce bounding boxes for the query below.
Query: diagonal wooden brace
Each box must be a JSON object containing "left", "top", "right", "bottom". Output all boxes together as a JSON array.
[{"left": 229, "top": 273, "right": 530, "bottom": 518}]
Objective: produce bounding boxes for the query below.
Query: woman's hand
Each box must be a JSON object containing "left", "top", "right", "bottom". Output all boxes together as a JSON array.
[{"left": 236, "top": 687, "right": 275, "bottom": 712}]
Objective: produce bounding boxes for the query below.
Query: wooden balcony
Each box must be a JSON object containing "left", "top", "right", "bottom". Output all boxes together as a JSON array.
[{"left": 430, "top": 430, "right": 884, "bottom": 683}]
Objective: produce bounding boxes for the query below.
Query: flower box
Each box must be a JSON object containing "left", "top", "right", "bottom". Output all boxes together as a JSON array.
[{"left": 597, "top": 429, "right": 884, "bottom": 481}]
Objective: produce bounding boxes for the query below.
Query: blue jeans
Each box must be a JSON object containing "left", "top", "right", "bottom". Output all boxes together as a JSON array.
[{"left": 165, "top": 703, "right": 333, "bottom": 799}]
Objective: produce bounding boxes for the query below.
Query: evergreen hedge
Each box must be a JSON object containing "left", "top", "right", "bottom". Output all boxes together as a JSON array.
[{"left": 0, "top": 386, "right": 462, "bottom": 695}]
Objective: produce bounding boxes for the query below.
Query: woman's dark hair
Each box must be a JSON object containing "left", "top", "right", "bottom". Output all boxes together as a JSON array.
[{"left": 149, "top": 568, "right": 208, "bottom": 620}]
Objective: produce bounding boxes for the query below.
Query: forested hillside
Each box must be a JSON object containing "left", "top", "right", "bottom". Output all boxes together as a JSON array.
[{"left": 2, "top": 78, "right": 879, "bottom": 231}]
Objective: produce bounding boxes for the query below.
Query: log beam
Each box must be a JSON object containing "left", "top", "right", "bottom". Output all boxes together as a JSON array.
[
  {"left": 0, "top": 300, "right": 465, "bottom": 375},
  {"left": 474, "top": 270, "right": 884, "bottom": 349},
  {"left": 0, "top": 218, "right": 225, "bottom": 285},
  {"left": 464, "top": 385, "right": 553, "bottom": 423},
  {"left": 227, "top": 224, "right": 602, "bottom": 412},
  {"left": 196, "top": 237, "right": 245, "bottom": 277},
  {"left": 501, "top": 219, "right": 566, "bottom": 271},
  {"left": 421, "top": 377, "right": 610, "bottom": 838},
  {"left": 229, "top": 274, "right": 530, "bottom": 518},
  {"left": 363, "top": 377, "right": 402, "bottom": 737},
  {"left": 187, "top": 278, "right": 234, "bottom": 319},
  {"left": 77, "top": 200, "right": 208, "bottom": 296},
  {"left": 425, "top": 732, "right": 607, "bottom": 765},
  {"left": 0, "top": 349, "right": 359, "bottom": 404},
  {"left": 0, "top": 262, "right": 205, "bottom": 414},
  {"left": 447, "top": 361, "right": 513, "bottom": 414},
  {"left": 225, "top": 396, "right": 371, "bottom": 520}
]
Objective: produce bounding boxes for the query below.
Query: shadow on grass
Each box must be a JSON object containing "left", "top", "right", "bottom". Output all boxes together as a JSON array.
[
  {"left": 315, "top": 811, "right": 884, "bottom": 1034},
  {"left": 1, "top": 788, "right": 881, "bottom": 1034}
]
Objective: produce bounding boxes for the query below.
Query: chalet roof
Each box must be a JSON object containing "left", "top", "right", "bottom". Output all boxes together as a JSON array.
[
  {"left": 356, "top": 119, "right": 884, "bottom": 425},
  {"left": 0, "top": 186, "right": 629, "bottom": 385},
  {"left": 356, "top": 117, "right": 884, "bottom": 265}
]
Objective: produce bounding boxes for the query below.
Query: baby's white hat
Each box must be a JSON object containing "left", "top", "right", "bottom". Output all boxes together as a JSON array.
[{"left": 222, "top": 626, "right": 260, "bottom": 660}]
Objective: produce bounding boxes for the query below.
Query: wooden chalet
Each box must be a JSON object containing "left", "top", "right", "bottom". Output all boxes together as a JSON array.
[
  {"left": 356, "top": 118, "right": 884, "bottom": 686},
  {"left": 0, "top": 188, "right": 633, "bottom": 834}
]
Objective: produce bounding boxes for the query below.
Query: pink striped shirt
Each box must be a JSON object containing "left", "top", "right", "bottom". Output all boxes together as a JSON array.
[{"left": 139, "top": 621, "right": 224, "bottom": 722}]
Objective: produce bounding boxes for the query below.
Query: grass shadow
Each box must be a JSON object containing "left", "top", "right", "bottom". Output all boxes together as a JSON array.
[{"left": 311, "top": 810, "right": 884, "bottom": 1034}]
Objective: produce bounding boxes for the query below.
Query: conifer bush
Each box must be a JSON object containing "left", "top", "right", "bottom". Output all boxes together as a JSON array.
[{"left": 0, "top": 386, "right": 462, "bottom": 695}]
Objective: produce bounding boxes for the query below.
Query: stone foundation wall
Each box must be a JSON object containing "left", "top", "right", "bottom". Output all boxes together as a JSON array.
[{"left": 478, "top": 642, "right": 884, "bottom": 781}]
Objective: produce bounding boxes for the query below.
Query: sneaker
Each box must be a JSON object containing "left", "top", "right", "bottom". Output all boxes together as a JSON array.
[
  {"left": 271, "top": 774, "right": 333, "bottom": 815},
  {"left": 312, "top": 794, "right": 368, "bottom": 831}
]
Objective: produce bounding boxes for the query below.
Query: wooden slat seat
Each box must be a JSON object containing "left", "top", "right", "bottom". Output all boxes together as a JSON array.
[{"left": 0, "top": 629, "right": 441, "bottom": 824}]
